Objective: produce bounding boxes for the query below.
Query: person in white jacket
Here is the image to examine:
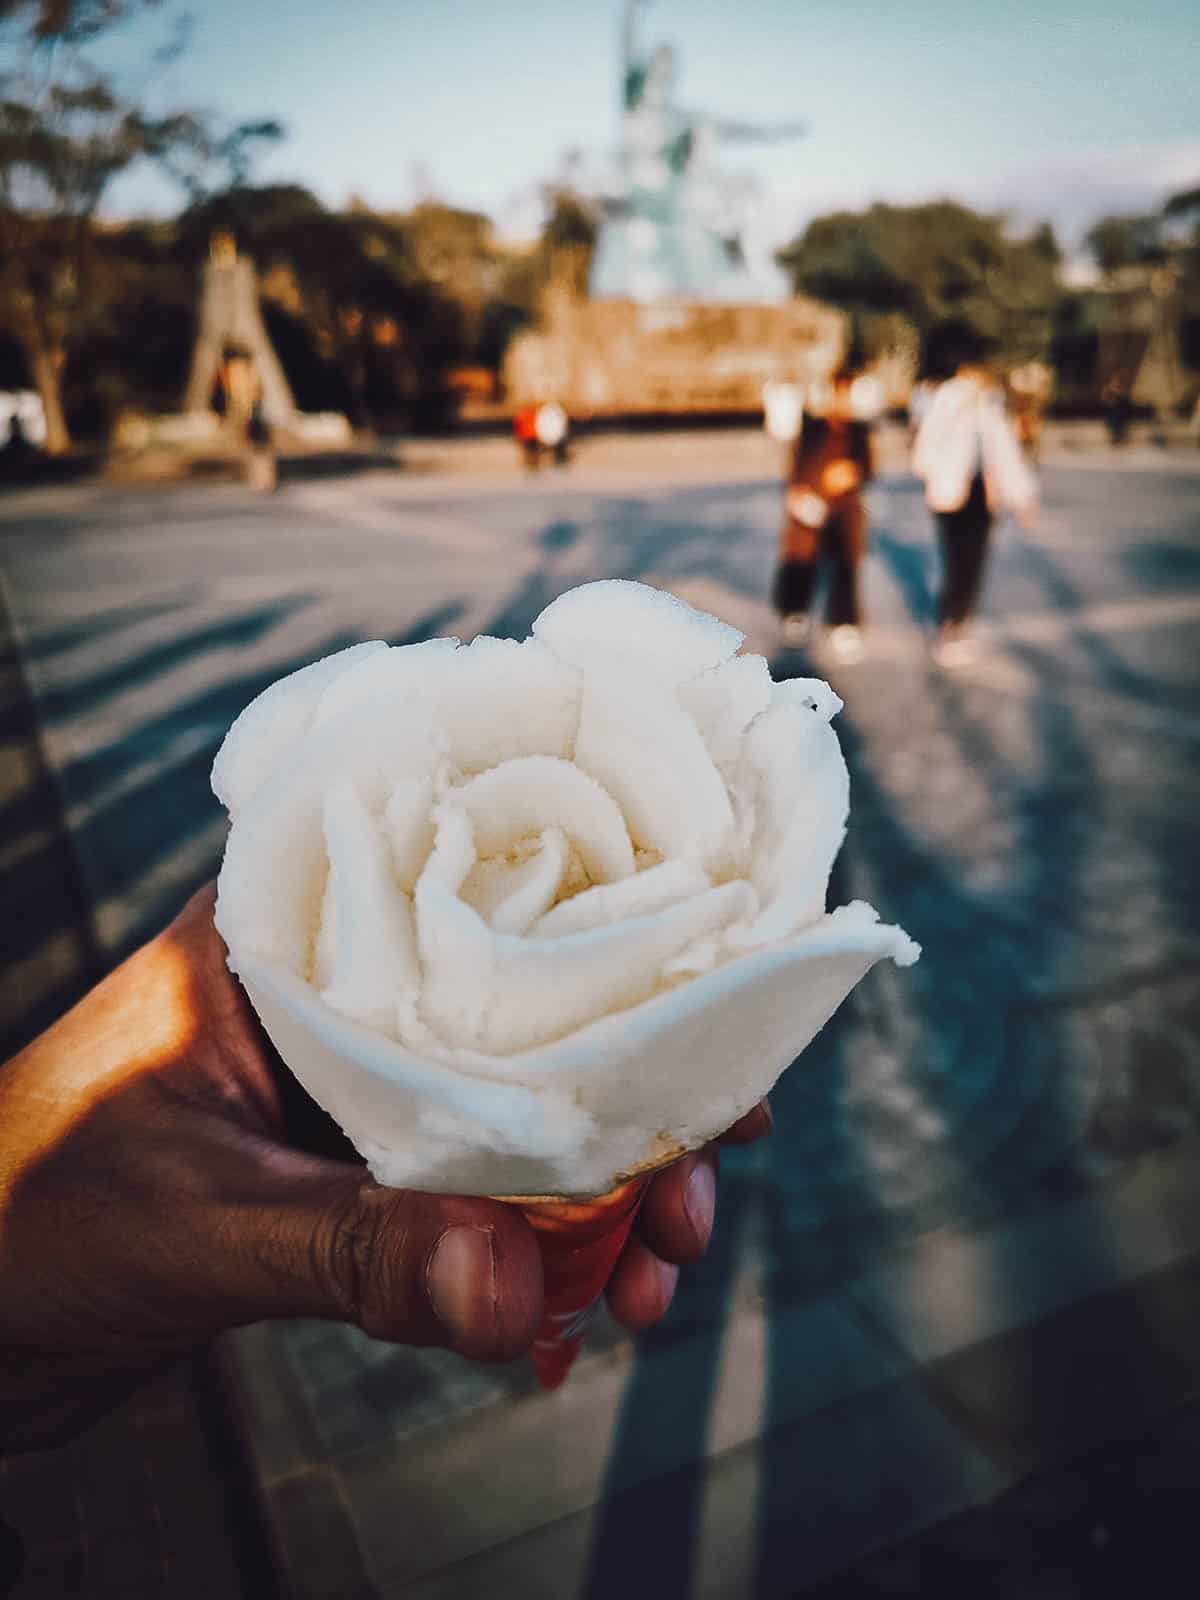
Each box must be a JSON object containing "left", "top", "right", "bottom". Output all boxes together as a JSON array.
[{"left": 913, "top": 326, "right": 1037, "bottom": 665}]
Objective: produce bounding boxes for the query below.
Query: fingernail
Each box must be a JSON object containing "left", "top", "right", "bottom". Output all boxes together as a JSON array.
[
  {"left": 683, "top": 1157, "right": 716, "bottom": 1250},
  {"left": 655, "top": 1257, "right": 680, "bottom": 1317},
  {"left": 426, "top": 1226, "right": 496, "bottom": 1343}
]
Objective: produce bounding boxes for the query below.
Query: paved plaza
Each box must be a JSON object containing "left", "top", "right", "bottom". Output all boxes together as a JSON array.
[{"left": 1, "top": 431, "right": 1199, "bottom": 1597}]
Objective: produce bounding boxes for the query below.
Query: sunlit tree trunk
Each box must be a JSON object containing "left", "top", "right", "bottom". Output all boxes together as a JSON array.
[{"left": 23, "top": 326, "right": 71, "bottom": 455}]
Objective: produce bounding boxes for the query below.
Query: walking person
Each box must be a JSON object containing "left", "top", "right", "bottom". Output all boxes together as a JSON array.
[
  {"left": 913, "top": 325, "right": 1037, "bottom": 667},
  {"left": 773, "top": 362, "right": 875, "bottom": 661},
  {"left": 513, "top": 402, "right": 542, "bottom": 470},
  {"left": 535, "top": 399, "right": 571, "bottom": 466},
  {"left": 217, "top": 343, "right": 277, "bottom": 491},
  {"left": 1102, "top": 371, "right": 1135, "bottom": 446}
]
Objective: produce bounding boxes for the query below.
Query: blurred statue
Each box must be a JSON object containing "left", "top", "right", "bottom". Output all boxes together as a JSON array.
[{"left": 590, "top": 0, "right": 805, "bottom": 302}]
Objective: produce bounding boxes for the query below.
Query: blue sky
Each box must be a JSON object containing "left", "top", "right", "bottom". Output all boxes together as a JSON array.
[{"left": 99, "top": 0, "right": 1200, "bottom": 246}]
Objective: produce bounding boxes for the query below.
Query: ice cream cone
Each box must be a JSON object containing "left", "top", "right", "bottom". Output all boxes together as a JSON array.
[
  {"left": 501, "top": 1143, "right": 689, "bottom": 1390},
  {"left": 515, "top": 1178, "right": 647, "bottom": 1390}
]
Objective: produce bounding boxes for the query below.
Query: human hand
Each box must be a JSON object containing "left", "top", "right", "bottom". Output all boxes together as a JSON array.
[
  {"left": 0, "top": 887, "right": 770, "bottom": 1450},
  {"left": 785, "top": 486, "right": 827, "bottom": 529},
  {"left": 819, "top": 458, "right": 861, "bottom": 498}
]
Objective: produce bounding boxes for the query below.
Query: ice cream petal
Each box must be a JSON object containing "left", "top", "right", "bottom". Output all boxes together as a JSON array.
[
  {"left": 481, "top": 879, "right": 752, "bottom": 1055},
  {"left": 227, "top": 903, "right": 914, "bottom": 1197},
  {"left": 236, "top": 954, "right": 595, "bottom": 1195},
  {"left": 540, "top": 907, "right": 919, "bottom": 1194},
  {"left": 318, "top": 775, "right": 419, "bottom": 1034},
  {"left": 459, "top": 755, "right": 635, "bottom": 883},
  {"left": 437, "top": 636, "right": 582, "bottom": 774},
  {"left": 311, "top": 634, "right": 581, "bottom": 777},
  {"left": 743, "top": 702, "right": 849, "bottom": 925},
  {"left": 420, "top": 803, "right": 476, "bottom": 893},
  {"left": 311, "top": 637, "right": 461, "bottom": 732},
  {"left": 216, "top": 747, "right": 336, "bottom": 979},
  {"left": 771, "top": 676, "right": 844, "bottom": 721},
  {"left": 413, "top": 876, "right": 493, "bottom": 1048},
  {"left": 533, "top": 579, "right": 743, "bottom": 685},
  {"left": 312, "top": 871, "right": 338, "bottom": 992},
  {"left": 534, "top": 859, "right": 711, "bottom": 937},
  {"left": 573, "top": 664, "right": 735, "bottom": 871},
  {"left": 461, "top": 826, "right": 569, "bottom": 934},
  {"left": 677, "top": 652, "right": 774, "bottom": 770},
  {"left": 415, "top": 878, "right": 753, "bottom": 1055},
  {"left": 216, "top": 709, "right": 440, "bottom": 979},
  {"left": 384, "top": 777, "right": 437, "bottom": 892},
  {"left": 211, "top": 640, "right": 386, "bottom": 817}
]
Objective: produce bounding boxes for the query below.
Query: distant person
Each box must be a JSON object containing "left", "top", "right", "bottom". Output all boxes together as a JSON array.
[
  {"left": 1007, "top": 361, "right": 1052, "bottom": 460},
  {"left": 0, "top": 403, "right": 38, "bottom": 482},
  {"left": 762, "top": 377, "right": 803, "bottom": 447},
  {"left": 245, "top": 400, "right": 277, "bottom": 492},
  {"left": 1102, "top": 372, "right": 1135, "bottom": 447},
  {"left": 913, "top": 325, "right": 1037, "bottom": 668},
  {"left": 217, "top": 343, "right": 259, "bottom": 431},
  {"left": 513, "top": 402, "right": 542, "bottom": 470},
  {"left": 216, "top": 345, "right": 277, "bottom": 491},
  {"left": 535, "top": 400, "right": 570, "bottom": 466},
  {"left": 0, "top": 405, "right": 26, "bottom": 456},
  {"left": 773, "top": 362, "right": 875, "bottom": 661},
  {"left": 0, "top": 391, "right": 46, "bottom": 464}
]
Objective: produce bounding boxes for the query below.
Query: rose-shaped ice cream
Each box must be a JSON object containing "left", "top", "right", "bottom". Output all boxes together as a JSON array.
[{"left": 212, "top": 580, "right": 917, "bottom": 1198}]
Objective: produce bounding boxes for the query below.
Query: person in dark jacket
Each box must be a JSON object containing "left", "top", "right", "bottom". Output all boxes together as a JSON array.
[{"left": 773, "top": 363, "right": 875, "bottom": 660}]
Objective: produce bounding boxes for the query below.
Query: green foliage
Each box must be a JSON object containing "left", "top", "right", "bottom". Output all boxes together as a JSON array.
[
  {"left": 539, "top": 186, "right": 598, "bottom": 296},
  {"left": 177, "top": 186, "right": 484, "bottom": 427},
  {"left": 1164, "top": 186, "right": 1200, "bottom": 224},
  {"left": 1084, "top": 214, "right": 1166, "bottom": 273},
  {"left": 777, "top": 201, "right": 1063, "bottom": 363},
  {"left": 478, "top": 184, "right": 599, "bottom": 367},
  {"left": 0, "top": 1, "right": 135, "bottom": 44}
]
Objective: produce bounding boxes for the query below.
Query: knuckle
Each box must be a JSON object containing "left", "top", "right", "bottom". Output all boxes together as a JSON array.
[{"left": 319, "top": 1185, "right": 399, "bottom": 1333}]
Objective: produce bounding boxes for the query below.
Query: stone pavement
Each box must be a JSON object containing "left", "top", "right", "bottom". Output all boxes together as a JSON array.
[{"left": 1, "top": 433, "right": 1198, "bottom": 1596}]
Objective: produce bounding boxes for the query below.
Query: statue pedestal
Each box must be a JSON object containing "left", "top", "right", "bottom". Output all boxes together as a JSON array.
[{"left": 503, "top": 296, "right": 845, "bottom": 418}]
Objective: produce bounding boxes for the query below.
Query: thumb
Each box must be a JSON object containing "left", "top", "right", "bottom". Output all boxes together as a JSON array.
[{"left": 199, "top": 1134, "right": 543, "bottom": 1362}]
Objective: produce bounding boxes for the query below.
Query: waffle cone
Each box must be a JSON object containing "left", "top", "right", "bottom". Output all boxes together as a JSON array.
[{"left": 498, "top": 1143, "right": 690, "bottom": 1390}]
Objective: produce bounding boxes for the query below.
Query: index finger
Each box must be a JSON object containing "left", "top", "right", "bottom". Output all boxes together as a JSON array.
[{"left": 717, "top": 1098, "right": 772, "bottom": 1146}]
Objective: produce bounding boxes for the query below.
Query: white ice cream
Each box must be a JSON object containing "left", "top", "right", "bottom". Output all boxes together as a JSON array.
[{"left": 212, "top": 580, "right": 918, "bottom": 1197}]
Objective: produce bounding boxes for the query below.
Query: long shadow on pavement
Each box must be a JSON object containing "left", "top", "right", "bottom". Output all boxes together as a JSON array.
[
  {"left": 580, "top": 577, "right": 1191, "bottom": 1594},
  {"left": 1, "top": 595, "right": 467, "bottom": 1053}
]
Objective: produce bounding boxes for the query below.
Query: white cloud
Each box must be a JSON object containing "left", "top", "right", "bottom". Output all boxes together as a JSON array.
[{"left": 980, "top": 141, "right": 1200, "bottom": 242}]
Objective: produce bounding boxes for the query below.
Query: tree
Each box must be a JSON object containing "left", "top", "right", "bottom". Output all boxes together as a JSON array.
[
  {"left": 176, "top": 185, "right": 473, "bottom": 427},
  {"left": 539, "top": 185, "right": 598, "bottom": 297},
  {"left": 0, "top": 0, "right": 279, "bottom": 450},
  {"left": 1084, "top": 213, "right": 1165, "bottom": 275},
  {"left": 478, "top": 185, "right": 600, "bottom": 376},
  {"left": 777, "top": 202, "right": 1063, "bottom": 365},
  {"left": 1164, "top": 185, "right": 1200, "bottom": 229}
]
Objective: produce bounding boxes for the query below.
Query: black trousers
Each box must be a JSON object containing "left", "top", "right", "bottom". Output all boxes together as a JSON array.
[
  {"left": 773, "top": 499, "right": 865, "bottom": 626},
  {"left": 936, "top": 473, "right": 993, "bottom": 625}
]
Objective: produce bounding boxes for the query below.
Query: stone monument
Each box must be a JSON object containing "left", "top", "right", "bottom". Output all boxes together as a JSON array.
[
  {"left": 184, "top": 231, "right": 296, "bottom": 426},
  {"left": 503, "top": 2, "right": 843, "bottom": 417}
]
